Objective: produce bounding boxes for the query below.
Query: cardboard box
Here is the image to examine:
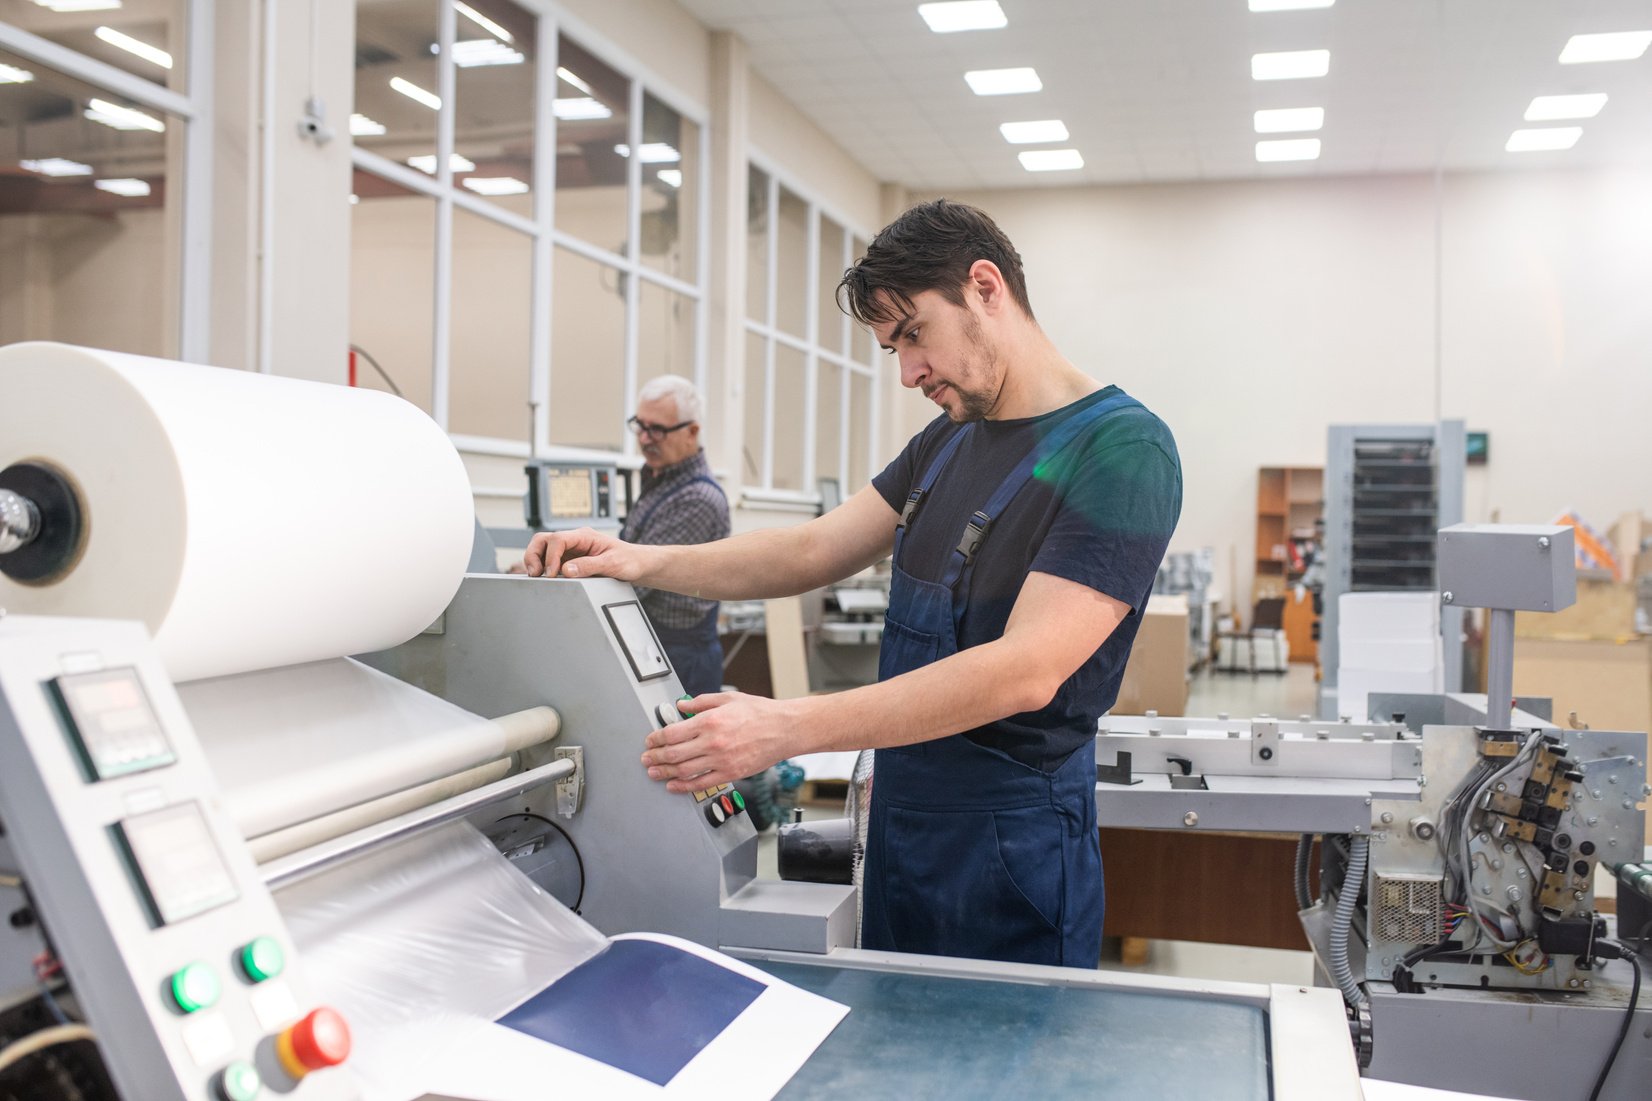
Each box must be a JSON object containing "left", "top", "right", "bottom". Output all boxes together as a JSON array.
[
  {"left": 1114, "top": 595, "right": 1190, "bottom": 716},
  {"left": 1513, "top": 636, "right": 1652, "bottom": 846},
  {"left": 1515, "top": 577, "right": 1638, "bottom": 641}
]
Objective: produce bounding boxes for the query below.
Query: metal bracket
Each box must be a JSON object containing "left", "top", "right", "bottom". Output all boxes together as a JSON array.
[
  {"left": 1252, "top": 719, "right": 1280, "bottom": 764},
  {"left": 1095, "top": 749, "right": 1140, "bottom": 787},
  {"left": 554, "top": 746, "right": 584, "bottom": 818}
]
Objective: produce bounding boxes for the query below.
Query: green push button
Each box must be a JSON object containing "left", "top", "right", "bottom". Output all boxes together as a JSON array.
[
  {"left": 170, "top": 961, "right": 221, "bottom": 1014},
  {"left": 217, "top": 1060, "right": 262, "bottom": 1101},
  {"left": 730, "top": 789, "right": 746, "bottom": 812},
  {"left": 240, "top": 936, "right": 285, "bottom": 983}
]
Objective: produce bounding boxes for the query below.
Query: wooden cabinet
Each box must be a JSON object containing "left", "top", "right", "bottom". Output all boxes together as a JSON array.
[{"left": 1257, "top": 466, "right": 1323, "bottom": 663}]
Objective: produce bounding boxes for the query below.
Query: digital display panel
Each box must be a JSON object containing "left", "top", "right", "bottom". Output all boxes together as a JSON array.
[
  {"left": 115, "top": 802, "right": 240, "bottom": 926},
  {"left": 50, "top": 667, "right": 176, "bottom": 781},
  {"left": 546, "top": 468, "right": 595, "bottom": 519}
]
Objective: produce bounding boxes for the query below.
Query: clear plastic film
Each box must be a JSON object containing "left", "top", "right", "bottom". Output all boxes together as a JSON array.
[{"left": 275, "top": 821, "right": 605, "bottom": 1101}]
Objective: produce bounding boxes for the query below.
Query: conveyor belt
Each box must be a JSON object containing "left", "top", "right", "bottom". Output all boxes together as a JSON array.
[{"left": 760, "top": 961, "right": 1271, "bottom": 1100}]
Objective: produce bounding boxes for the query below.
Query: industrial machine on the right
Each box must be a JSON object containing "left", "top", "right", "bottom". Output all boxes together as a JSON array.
[{"left": 1094, "top": 523, "right": 1650, "bottom": 1101}]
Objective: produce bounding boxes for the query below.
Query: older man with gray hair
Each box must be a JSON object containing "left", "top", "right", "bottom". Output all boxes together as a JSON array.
[{"left": 622, "top": 375, "right": 730, "bottom": 695}]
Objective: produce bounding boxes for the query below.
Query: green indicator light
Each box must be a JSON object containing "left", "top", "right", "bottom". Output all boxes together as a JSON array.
[
  {"left": 171, "top": 962, "right": 221, "bottom": 1013},
  {"left": 218, "top": 1060, "right": 262, "bottom": 1101},
  {"left": 241, "top": 936, "right": 285, "bottom": 983},
  {"left": 730, "top": 789, "right": 746, "bottom": 811}
]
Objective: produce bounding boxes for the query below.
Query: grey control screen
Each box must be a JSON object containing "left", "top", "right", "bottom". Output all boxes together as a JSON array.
[
  {"left": 603, "top": 601, "right": 671, "bottom": 682},
  {"left": 50, "top": 667, "right": 177, "bottom": 781},
  {"left": 115, "top": 802, "right": 240, "bottom": 926}
]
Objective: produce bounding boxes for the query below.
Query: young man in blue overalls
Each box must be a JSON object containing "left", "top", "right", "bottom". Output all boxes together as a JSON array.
[{"left": 525, "top": 200, "right": 1182, "bottom": 967}]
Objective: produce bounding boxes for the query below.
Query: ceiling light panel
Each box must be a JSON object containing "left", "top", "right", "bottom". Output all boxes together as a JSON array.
[
  {"left": 94, "top": 177, "right": 149, "bottom": 197},
  {"left": 1559, "top": 31, "right": 1651, "bottom": 64},
  {"left": 1018, "top": 148, "right": 1083, "bottom": 172},
  {"left": 918, "top": 2, "right": 1007, "bottom": 34},
  {"left": 21, "top": 157, "right": 92, "bottom": 176},
  {"left": 1505, "top": 127, "right": 1581, "bottom": 152},
  {"left": 1250, "top": 0, "right": 1334, "bottom": 9},
  {"left": 349, "top": 113, "right": 386, "bottom": 136},
  {"left": 1255, "top": 138, "right": 1321, "bottom": 162},
  {"left": 614, "top": 143, "right": 681, "bottom": 163},
  {"left": 1254, "top": 107, "right": 1324, "bottom": 132},
  {"left": 85, "top": 98, "right": 164, "bottom": 131},
  {"left": 0, "top": 63, "right": 34, "bottom": 83},
  {"left": 93, "top": 26, "right": 172, "bottom": 69},
  {"left": 406, "top": 153, "right": 476, "bottom": 173},
  {"left": 390, "top": 76, "right": 441, "bottom": 110},
  {"left": 450, "top": 39, "right": 523, "bottom": 67},
  {"left": 455, "top": 1, "right": 512, "bottom": 42},
  {"left": 461, "top": 176, "right": 529, "bottom": 196},
  {"left": 1000, "top": 119, "right": 1069, "bottom": 144},
  {"left": 552, "top": 97, "right": 611, "bottom": 121},
  {"left": 965, "top": 67, "right": 1042, "bottom": 95},
  {"left": 1252, "top": 50, "right": 1329, "bottom": 80},
  {"left": 1524, "top": 94, "right": 1607, "bottom": 121},
  {"left": 32, "top": 1, "right": 122, "bottom": 11},
  {"left": 657, "top": 169, "right": 683, "bottom": 188}
]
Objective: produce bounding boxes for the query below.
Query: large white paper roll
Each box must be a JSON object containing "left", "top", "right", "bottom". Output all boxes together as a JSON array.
[{"left": 0, "top": 341, "right": 474, "bottom": 681}]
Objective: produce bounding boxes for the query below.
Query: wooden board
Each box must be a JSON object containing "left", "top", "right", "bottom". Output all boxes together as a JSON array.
[
  {"left": 1281, "top": 587, "right": 1317, "bottom": 664},
  {"left": 1099, "top": 829, "right": 1316, "bottom": 952}
]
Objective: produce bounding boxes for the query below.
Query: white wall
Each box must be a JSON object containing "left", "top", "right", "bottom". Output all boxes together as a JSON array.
[{"left": 920, "top": 166, "right": 1652, "bottom": 609}]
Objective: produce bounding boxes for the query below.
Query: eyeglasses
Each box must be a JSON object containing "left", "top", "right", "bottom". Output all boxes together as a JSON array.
[{"left": 626, "top": 415, "right": 695, "bottom": 440}]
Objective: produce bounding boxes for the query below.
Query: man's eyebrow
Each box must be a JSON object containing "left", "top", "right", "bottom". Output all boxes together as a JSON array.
[{"left": 883, "top": 313, "right": 916, "bottom": 348}]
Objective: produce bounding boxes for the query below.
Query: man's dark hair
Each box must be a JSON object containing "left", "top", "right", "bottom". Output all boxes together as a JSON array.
[{"left": 837, "top": 199, "right": 1034, "bottom": 329}]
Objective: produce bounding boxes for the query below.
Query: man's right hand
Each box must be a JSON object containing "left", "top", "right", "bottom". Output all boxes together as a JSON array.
[{"left": 522, "top": 527, "right": 647, "bottom": 580}]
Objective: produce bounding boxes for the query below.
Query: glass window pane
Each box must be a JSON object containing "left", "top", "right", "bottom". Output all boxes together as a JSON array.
[
  {"left": 0, "top": 48, "right": 179, "bottom": 356},
  {"left": 452, "top": 0, "right": 537, "bottom": 212},
  {"left": 816, "top": 358, "right": 843, "bottom": 490},
  {"left": 816, "top": 218, "right": 846, "bottom": 355},
  {"left": 639, "top": 92, "right": 697, "bottom": 281},
  {"left": 350, "top": 171, "right": 435, "bottom": 414},
  {"left": 745, "top": 164, "right": 768, "bottom": 322},
  {"left": 773, "top": 344, "right": 806, "bottom": 491},
  {"left": 554, "top": 36, "right": 628, "bottom": 253},
  {"left": 449, "top": 208, "right": 532, "bottom": 443},
  {"left": 354, "top": 0, "right": 439, "bottom": 171},
  {"left": 775, "top": 187, "right": 808, "bottom": 338},
  {"left": 637, "top": 280, "right": 695, "bottom": 393},
  {"left": 849, "top": 370, "right": 872, "bottom": 489},
  {"left": 550, "top": 247, "right": 624, "bottom": 450},
  {"left": 0, "top": 0, "right": 189, "bottom": 93},
  {"left": 743, "top": 330, "right": 767, "bottom": 484},
  {"left": 850, "top": 236, "right": 872, "bottom": 360}
]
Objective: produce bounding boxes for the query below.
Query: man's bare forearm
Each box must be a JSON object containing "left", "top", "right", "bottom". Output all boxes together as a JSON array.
[{"left": 636, "top": 524, "right": 853, "bottom": 601}]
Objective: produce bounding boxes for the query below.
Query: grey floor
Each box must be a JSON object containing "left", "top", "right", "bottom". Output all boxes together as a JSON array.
[{"left": 757, "top": 663, "right": 1323, "bottom": 985}]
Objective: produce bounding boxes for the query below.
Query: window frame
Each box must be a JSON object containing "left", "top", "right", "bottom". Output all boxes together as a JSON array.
[
  {"left": 0, "top": 2, "right": 215, "bottom": 361},
  {"left": 349, "top": 1, "right": 710, "bottom": 464},
  {"left": 742, "top": 149, "right": 880, "bottom": 507}
]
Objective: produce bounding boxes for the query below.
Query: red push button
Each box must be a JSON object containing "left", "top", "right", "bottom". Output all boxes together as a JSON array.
[
  {"left": 719, "top": 794, "right": 735, "bottom": 816},
  {"left": 276, "top": 1007, "right": 351, "bottom": 1080}
]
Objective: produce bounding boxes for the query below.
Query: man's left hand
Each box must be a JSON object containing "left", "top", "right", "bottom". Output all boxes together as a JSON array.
[{"left": 642, "top": 691, "right": 797, "bottom": 792}]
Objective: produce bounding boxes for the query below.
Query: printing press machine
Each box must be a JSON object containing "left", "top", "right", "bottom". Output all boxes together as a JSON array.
[
  {"left": 0, "top": 569, "right": 1358, "bottom": 1096},
  {"left": 1094, "top": 524, "right": 1652, "bottom": 1100}
]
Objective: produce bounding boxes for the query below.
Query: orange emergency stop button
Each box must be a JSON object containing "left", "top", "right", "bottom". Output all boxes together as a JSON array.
[{"left": 275, "top": 1007, "right": 351, "bottom": 1080}]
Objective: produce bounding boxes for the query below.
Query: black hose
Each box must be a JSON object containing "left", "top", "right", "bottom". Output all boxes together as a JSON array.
[{"left": 1588, "top": 941, "right": 1641, "bottom": 1101}]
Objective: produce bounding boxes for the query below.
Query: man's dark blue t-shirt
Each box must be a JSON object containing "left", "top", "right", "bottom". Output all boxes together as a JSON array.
[{"left": 872, "top": 385, "right": 1182, "bottom": 772}]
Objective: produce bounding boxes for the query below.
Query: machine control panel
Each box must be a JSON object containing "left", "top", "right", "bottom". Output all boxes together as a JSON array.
[
  {"left": 0, "top": 617, "right": 359, "bottom": 1100},
  {"left": 655, "top": 697, "right": 748, "bottom": 829}
]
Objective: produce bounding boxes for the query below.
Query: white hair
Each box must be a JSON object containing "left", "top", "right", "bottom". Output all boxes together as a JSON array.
[{"left": 637, "top": 374, "right": 703, "bottom": 423}]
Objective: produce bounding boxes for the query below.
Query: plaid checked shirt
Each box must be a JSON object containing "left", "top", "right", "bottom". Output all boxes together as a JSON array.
[{"left": 620, "top": 449, "right": 730, "bottom": 629}]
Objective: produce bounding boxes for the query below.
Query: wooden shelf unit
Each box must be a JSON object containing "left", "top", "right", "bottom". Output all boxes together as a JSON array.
[{"left": 1255, "top": 466, "right": 1324, "bottom": 596}]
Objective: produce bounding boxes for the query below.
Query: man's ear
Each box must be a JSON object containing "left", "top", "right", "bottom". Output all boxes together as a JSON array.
[{"left": 967, "top": 259, "right": 1009, "bottom": 316}]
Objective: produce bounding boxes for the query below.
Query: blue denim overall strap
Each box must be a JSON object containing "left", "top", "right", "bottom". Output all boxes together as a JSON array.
[{"left": 862, "top": 392, "right": 1138, "bottom": 966}]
